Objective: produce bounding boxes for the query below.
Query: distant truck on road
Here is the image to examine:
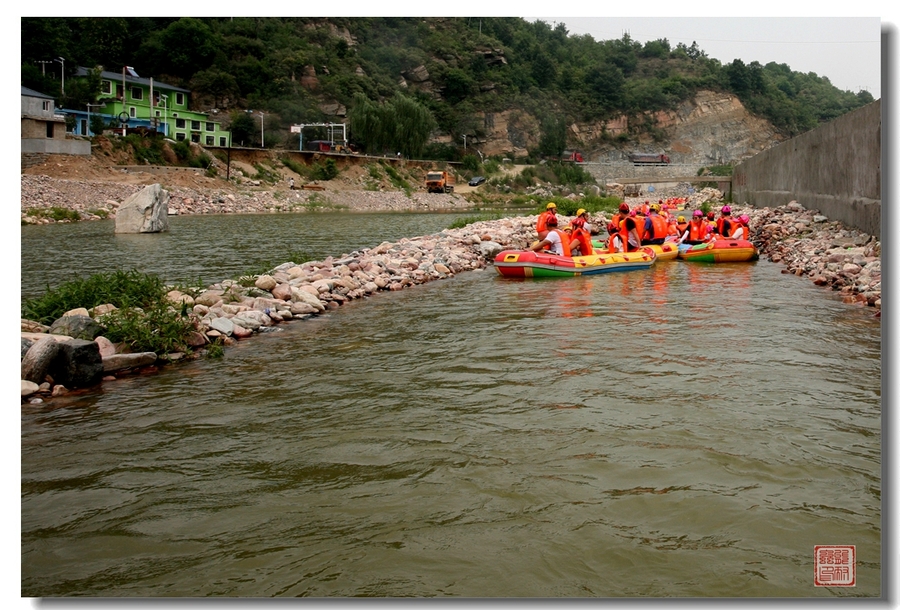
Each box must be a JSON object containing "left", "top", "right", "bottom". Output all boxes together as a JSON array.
[
  {"left": 425, "top": 170, "right": 455, "bottom": 193},
  {"left": 628, "top": 153, "right": 671, "bottom": 164}
]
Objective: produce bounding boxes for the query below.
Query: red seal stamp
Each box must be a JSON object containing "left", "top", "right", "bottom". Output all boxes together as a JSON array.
[{"left": 814, "top": 545, "right": 856, "bottom": 586}]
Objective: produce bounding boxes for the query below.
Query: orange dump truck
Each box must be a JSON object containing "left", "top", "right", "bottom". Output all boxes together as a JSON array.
[{"left": 425, "top": 170, "right": 455, "bottom": 193}]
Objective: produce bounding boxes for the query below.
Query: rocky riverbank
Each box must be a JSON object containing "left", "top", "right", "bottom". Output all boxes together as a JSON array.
[{"left": 21, "top": 175, "right": 880, "bottom": 404}]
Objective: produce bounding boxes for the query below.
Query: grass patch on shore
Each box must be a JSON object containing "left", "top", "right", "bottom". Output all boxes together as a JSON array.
[
  {"left": 24, "top": 207, "right": 82, "bottom": 223},
  {"left": 448, "top": 213, "right": 505, "bottom": 229},
  {"left": 22, "top": 269, "right": 195, "bottom": 356}
]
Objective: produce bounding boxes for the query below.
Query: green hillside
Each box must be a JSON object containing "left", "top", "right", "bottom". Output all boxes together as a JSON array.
[{"left": 22, "top": 17, "right": 875, "bottom": 158}]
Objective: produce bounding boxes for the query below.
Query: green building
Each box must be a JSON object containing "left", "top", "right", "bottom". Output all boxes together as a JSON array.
[{"left": 73, "top": 66, "right": 231, "bottom": 146}]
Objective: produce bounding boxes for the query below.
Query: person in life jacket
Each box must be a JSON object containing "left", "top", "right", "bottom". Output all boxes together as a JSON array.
[
  {"left": 675, "top": 215, "right": 689, "bottom": 235},
  {"left": 666, "top": 215, "right": 680, "bottom": 237},
  {"left": 606, "top": 203, "right": 630, "bottom": 251},
  {"left": 678, "top": 210, "right": 712, "bottom": 245},
  {"left": 607, "top": 203, "right": 629, "bottom": 234},
  {"left": 610, "top": 214, "right": 643, "bottom": 252},
  {"left": 730, "top": 214, "right": 751, "bottom": 240},
  {"left": 716, "top": 205, "right": 736, "bottom": 238},
  {"left": 642, "top": 202, "right": 669, "bottom": 245},
  {"left": 568, "top": 209, "right": 594, "bottom": 255},
  {"left": 528, "top": 217, "right": 571, "bottom": 256},
  {"left": 535, "top": 202, "right": 558, "bottom": 241}
]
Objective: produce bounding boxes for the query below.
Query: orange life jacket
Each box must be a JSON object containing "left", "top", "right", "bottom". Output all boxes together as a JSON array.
[
  {"left": 646, "top": 214, "right": 668, "bottom": 241},
  {"left": 608, "top": 212, "right": 625, "bottom": 232},
  {"left": 676, "top": 221, "right": 688, "bottom": 234},
  {"left": 730, "top": 223, "right": 748, "bottom": 240},
  {"left": 619, "top": 217, "right": 642, "bottom": 252},
  {"left": 548, "top": 228, "right": 572, "bottom": 256},
  {"left": 536, "top": 211, "right": 556, "bottom": 238},
  {"left": 570, "top": 226, "right": 593, "bottom": 255},
  {"left": 687, "top": 220, "right": 710, "bottom": 243},
  {"left": 716, "top": 217, "right": 734, "bottom": 237}
]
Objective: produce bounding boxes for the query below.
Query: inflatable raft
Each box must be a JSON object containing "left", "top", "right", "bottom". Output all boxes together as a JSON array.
[
  {"left": 677, "top": 239, "right": 759, "bottom": 263},
  {"left": 494, "top": 249, "right": 655, "bottom": 278},
  {"left": 591, "top": 240, "right": 680, "bottom": 262}
]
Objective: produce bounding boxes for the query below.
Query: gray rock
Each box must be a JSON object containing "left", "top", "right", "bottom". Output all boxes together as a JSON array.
[
  {"left": 21, "top": 337, "right": 34, "bottom": 358},
  {"left": 210, "top": 317, "right": 235, "bottom": 336},
  {"left": 49, "top": 314, "right": 106, "bottom": 340},
  {"left": 48, "top": 339, "right": 104, "bottom": 389},
  {"left": 102, "top": 352, "right": 158, "bottom": 373},
  {"left": 21, "top": 380, "right": 40, "bottom": 397},
  {"left": 479, "top": 241, "right": 504, "bottom": 259},
  {"left": 21, "top": 336, "right": 60, "bottom": 384},
  {"left": 115, "top": 183, "right": 170, "bottom": 233}
]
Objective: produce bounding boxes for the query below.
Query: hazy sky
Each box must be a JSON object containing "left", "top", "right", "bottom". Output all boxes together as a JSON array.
[{"left": 527, "top": 17, "right": 882, "bottom": 99}]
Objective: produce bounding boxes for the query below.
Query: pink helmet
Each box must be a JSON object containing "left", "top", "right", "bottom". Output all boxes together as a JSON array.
[
  {"left": 693, "top": 210, "right": 703, "bottom": 218},
  {"left": 629, "top": 210, "right": 637, "bottom": 217},
  {"left": 721, "top": 205, "right": 731, "bottom": 214},
  {"left": 739, "top": 214, "right": 750, "bottom": 224}
]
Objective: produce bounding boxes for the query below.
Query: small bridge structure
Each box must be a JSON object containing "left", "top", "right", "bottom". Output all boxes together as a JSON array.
[{"left": 579, "top": 162, "right": 732, "bottom": 195}]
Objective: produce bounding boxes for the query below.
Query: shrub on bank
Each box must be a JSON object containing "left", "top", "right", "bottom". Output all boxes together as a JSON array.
[{"left": 22, "top": 270, "right": 196, "bottom": 356}]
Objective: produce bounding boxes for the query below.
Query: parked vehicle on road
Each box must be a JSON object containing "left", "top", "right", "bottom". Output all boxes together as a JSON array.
[
  {"left": 425, "top": 170, "right": 455, "bottom": 193},
  {"left": 628, "top": 153, "right": 671, "bottom": 164},
  {"left": 468, "top": 176, "right": 486, "bottom": 187}
]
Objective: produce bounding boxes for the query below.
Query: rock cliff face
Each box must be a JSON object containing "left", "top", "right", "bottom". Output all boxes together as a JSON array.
[{"left": 470, "top": 90, "right": 784, "bottom": 165}]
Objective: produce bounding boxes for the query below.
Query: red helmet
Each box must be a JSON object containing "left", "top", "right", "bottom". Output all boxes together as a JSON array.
[
  {"left": 706, "top": 211, "right": 715, "bottom": 220},
  {"left": 619, "top": 203, "right": 630, "bottom": 213}
]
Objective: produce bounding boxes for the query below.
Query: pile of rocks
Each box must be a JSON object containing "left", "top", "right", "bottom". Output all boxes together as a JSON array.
[{"left": 743, "top": 201, "right": 880, "bottom": 310}]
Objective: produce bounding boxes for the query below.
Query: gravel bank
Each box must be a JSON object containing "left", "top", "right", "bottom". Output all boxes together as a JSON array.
[{"left": 21, "top": 175, "right": 474, "bottom": 223}]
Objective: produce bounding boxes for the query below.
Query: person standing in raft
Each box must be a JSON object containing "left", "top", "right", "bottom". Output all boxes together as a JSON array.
[
  {"left": 678, "top": 210, "right": 713, "bottom": 245},
  {"left": 528, "top": 217, "right": 571, "bottom": 256},
  {"left": 535, "top": 202, "right": 558, "bottom": 241},
  {"left": 642, "top": 202, "right": 669, "bottom": 245}
]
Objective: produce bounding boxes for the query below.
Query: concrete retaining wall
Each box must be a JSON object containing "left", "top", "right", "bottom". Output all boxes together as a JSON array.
[
  {"left": 732, "top": 100, "right": 881, "bottom": 238},
  {"left": 21, "top": 138, "right": 91, "bottom": 156}
]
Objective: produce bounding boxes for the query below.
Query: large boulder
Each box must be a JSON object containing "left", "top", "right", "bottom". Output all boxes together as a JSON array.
[
  {"left": 115, "top": 183, "right": 170, "bottom": 233},
  {"left": 49, "top": 315, "right": 106, "bottom": 341},
  {"left": 21, "top": 336, "right": 60, "bottom": 384},
  {"left": 48, "top": 339, "right": 104, "bottom": 389}
]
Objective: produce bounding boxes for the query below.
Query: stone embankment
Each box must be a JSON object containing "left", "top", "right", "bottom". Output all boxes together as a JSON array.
[{"left": 21, "top": 176, "right": 880, "bottom": 404}]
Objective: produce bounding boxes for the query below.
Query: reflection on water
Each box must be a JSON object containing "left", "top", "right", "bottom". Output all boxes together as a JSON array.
[{"left": 21, "top": 216, "right": 881, "bottom": 597}]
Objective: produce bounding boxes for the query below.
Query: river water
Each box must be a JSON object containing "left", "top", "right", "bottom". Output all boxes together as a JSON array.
[{"left": 20, "top": 213, "right": 882, "bottom": 598}]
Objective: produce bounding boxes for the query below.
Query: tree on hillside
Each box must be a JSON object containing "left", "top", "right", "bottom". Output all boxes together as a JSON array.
[
  {"left": 229, "top": 111, "right": 257, "bottom": 147},
  {"left": 390, "top": 94, "right": 437, "bottom": 158},
  {"left": 538, "top": 114, "right": 567, "bottom": 158},
  {"left": 191, "top": 69, "right": 240, "bottom": 108},
  {"left": 349, "top": 92, "right": 436, "bottom": 158},
  {"left": 137, "top": 18, "right": 218, "bottom": 80}
]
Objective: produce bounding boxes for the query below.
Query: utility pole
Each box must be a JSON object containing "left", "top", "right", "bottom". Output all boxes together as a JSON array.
[
  {"left": 35, "top": 60, "right": 52, "bottom": 76},
  {"left": 85, "top": 103, "right": 103, "bottom": 136},
  {"left": 54, "top": 57, "right": 65, "bottom": 94}
]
